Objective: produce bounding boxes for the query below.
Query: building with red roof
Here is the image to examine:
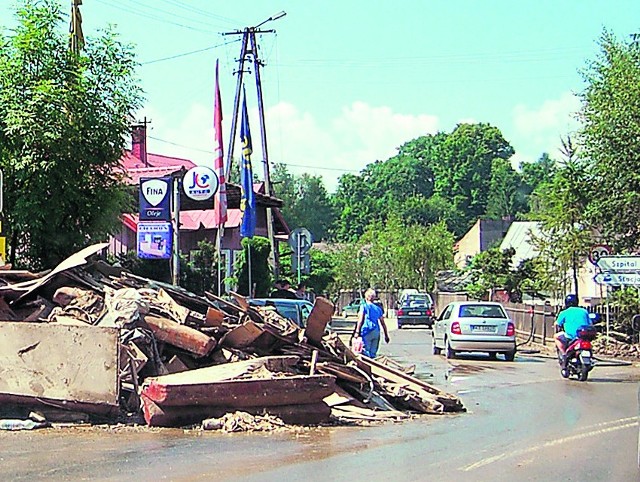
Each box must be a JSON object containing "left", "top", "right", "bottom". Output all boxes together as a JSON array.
[{"left": 109, "top": 123, "right": 289, "bottom": 260}]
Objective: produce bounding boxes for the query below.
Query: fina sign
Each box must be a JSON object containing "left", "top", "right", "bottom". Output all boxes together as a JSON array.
[
  {"left": 183, "top": 166, "right": 218, "bottom": 201},
  {"left": 139, "top": 177, "right": 171, "bottom": 221}
]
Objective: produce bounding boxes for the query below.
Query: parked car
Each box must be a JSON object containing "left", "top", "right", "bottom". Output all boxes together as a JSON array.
[
  {"left": 341, "top": 298, "right": 364, "bottom": 318},
  {"left": 397, "top": 292, "right": 435, "bottom": 328},
  {"left": 249, "top": 298, "right": 314, "bottom": 328},
  {"left": 432, "top": 301, "right": 516, "bottom": 361}
]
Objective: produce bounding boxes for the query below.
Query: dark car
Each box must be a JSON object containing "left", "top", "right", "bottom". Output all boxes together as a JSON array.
[
  {"left": 397, "top": 293, "right": 435, "bottom": 328},
  {"left": 249, "top": 298, "right": 313, "bottom": 328}
]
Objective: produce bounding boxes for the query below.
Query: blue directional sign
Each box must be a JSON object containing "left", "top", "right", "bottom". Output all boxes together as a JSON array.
[
  {"left": 596, "top": 256, "right": 640, "bottom": 272},
  {"left": 594, "top": 272, "right": 640, "bottom": 286}
]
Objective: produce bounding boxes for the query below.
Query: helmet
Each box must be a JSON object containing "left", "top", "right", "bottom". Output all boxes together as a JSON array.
[{"left": 565, "top": 294, "right": 578, "bottom": 308}]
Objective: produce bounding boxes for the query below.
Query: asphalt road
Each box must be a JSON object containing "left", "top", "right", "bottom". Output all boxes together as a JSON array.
[{"left": 0, "top": 323, "right": 638, "bottom": 482}]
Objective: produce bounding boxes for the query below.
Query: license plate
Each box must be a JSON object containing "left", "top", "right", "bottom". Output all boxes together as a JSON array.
[
  {"left": 408, "top": 311, "right": 421, "bottom": 315},
  {"left": 471, "top": 325, "right": 495, "bottom": 332}
]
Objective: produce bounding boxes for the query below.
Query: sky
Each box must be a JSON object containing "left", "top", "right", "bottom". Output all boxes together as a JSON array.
[{"left": 1, "top": 1, "right": 639, "bottom": 192}]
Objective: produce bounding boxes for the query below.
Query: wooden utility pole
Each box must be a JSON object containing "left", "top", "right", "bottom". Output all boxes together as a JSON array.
[
  {"left": 69, "top": 0, "right": 84, "bottom": 54},
  {"left": 223, "top": 12, "right": 286, "bottom": 274}
]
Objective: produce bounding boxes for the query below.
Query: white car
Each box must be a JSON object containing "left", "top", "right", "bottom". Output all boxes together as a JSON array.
[{"left": 433, "top": 301, "right": 516, "bottom": 361}]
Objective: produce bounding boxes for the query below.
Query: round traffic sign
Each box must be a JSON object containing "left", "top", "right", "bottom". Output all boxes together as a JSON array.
[{"left": 588, "top": 245, "right": 611, "bottom": 265}]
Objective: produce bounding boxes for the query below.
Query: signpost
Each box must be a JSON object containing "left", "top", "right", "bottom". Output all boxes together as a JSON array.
[{"left": 288, "top": 227, "right": 312, "bottom": 283}]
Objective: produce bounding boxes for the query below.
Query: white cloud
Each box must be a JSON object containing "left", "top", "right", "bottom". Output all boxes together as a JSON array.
[
  {"left": 266, "top": 101, "right": 440, "bottom": 192},
  {"left": 510, "top": 91, "right": 582, "bottom": 167}
]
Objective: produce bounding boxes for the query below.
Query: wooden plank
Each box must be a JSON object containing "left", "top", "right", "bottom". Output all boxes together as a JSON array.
[
  {"left": 142, "top": 373, "right": 336, "bottom": 407},
  {"left": 204, "top": 307, "right": 224, "bottom": 327},
  {"left": 0, "top": 322, "right": 119, "bottom": 410},
  {"left": 304, "top": 297, "right": 334, "bottom": 345},
  {"left": 141, "top": 395, "right": 331, "bottom": 427},
  {"left": 144, "top": 315, "right": 216, "bottom": 357},
  {"left": 222, "top": 321, "right": 265, "bottom": 349}
]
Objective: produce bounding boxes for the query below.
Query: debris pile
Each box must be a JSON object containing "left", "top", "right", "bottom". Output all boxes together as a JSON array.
[{"left": 0, "top": 244, "right": 464, "bottom": 430}]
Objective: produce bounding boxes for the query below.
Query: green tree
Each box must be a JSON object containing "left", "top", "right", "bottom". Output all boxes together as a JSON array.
[
  {"left": 579, "top": 29, "right": 640, "bottom": 252},
  {"left": 235, "top": 236, "right": 272, "bottom": 297},
  {"left": 529, "top": 139, "right": 594, "bottom": 298},
  {"left": 278, "top": 246, "right": 336, "bottom": 297},
  {"left": 520, "top": 153, "right": 557, "bottom": 214},
  {"left": 434, "top": 123, "right": 515, "bottom": 224},
  {"left": 485, "top": 158, "right": 524, "bottom": 220},
  {"left": 331, "top": 217, "right": 454, "bottom": 293},
  {"left": 465, "top": 247, "right": 539, "bottom": 302},
  {"left": 272, "top": 164, "right": 335, "bottom": 241},
  {"left": 0, "top": 0, "right": 143, "bottom": 269}
]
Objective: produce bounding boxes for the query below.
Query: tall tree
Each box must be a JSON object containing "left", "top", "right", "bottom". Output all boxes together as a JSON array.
[
  {"left": 485, "top": 158, "right": 524, "bottom": 220},
  {"left": 272, "top": 163, "right": 334, "bottom": 241},
  {"left": 530, "top": 138, "right": 593, "bottom": 298},
  {"left": 0, "top": 0, "right": 143, "bottom": 269},
  {"left": 580, "top": 29, "right": 640, "bottom": 252}
]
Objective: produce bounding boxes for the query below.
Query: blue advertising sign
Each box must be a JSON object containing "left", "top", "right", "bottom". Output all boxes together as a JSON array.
[
  {"left": 140, "top": 177, "right": 171, "bottom": 221},
  {"left": 137, "top": 222, "right": 172, "bottom": 259}
]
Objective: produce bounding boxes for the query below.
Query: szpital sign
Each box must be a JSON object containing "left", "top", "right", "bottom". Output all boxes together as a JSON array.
[
  {"left": 596, "top": 256, "right": 640, "bottom": 272},
  {"left": 139, "top": 177, "right": 171, "bottom": 221},
  {"left": 183, "top": 166, "right": 218, "bottom": 201}
]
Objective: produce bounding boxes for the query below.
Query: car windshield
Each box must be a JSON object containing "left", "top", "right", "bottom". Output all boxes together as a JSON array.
[
  {"left": 272, "top": 304, "right": 300, "bottom": 324},
  {"left": 458, "top": 304, "right": 507, "bottom": 319},
  {"left": 404, "top": 295, "right": 431, "bottom": 306}
]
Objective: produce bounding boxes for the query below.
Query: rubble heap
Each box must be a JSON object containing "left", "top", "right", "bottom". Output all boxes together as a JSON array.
[{"left": 0, "top": 244, "right": 464, "bottom": 429}]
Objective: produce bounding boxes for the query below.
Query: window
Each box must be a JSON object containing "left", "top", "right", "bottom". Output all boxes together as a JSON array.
[{"left": 459, "top": 304, "right": 507, "bottom": 319}]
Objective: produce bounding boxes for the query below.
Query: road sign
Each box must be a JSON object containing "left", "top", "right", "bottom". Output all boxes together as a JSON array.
[
  {"left": 596, "top": 256, "right": 640, "bottom": 272},
  {"left": 594, "top": 272, "right": 640, "bottom": 286},
  {"left": 288, "top": 227, "right": 312, "bottom": 254},
  {"left": 588, "top": 244, "right": 611, "bottom": 265},
  {"left": 292, "top": 252, "right": 311, "bottom": 275}
]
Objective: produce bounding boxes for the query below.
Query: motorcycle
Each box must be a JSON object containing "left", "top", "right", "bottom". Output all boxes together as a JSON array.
[{"left": 557, "top": 325, "right": 598, "bottom": 381}]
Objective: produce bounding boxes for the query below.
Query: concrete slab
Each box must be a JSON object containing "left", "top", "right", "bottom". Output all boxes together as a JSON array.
[{"left": 0, "top": 322, "right": 119, "bottom": 412}]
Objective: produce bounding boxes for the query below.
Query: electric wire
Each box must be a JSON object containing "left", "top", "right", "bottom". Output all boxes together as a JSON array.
[{"left": 140, "top": 38, "right": 240, "bottom": 65}]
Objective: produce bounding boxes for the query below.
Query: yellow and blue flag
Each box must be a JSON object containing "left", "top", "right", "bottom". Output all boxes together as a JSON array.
[{"left": 240, "top": 87, "right": 256, "bottom": 238}]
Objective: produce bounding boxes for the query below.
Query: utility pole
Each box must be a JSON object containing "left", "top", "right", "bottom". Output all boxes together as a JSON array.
[
  {"left": 69, "top": 0, "right": 84, "bottom": 54},
  {"left": 223, "top": 12, "right": 286, "bottom": 274}
]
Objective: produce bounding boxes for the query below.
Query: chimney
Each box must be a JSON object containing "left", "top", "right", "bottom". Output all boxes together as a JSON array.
[{"left": 131, "top": 120, "right": 148, "bottom": 166}]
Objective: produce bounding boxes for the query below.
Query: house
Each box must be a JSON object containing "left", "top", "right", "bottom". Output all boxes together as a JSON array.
[
  {"left": 499, "top": 221, "right": 604, "bottom": 306},
  {"left": 109, "top": 123, "right": 289, "bottom": 264},
  {"left": 454, "top": 219, "right": 513, "bottom": 268}
]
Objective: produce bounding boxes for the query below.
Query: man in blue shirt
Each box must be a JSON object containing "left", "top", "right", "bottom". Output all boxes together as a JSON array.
[{"left": 554, "top": 294, "right": 592, "bottom": 366}]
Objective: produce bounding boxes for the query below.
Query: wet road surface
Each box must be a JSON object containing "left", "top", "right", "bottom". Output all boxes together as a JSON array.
[{"left": 0, "top": 325, "right": 638, "bottom": 481}]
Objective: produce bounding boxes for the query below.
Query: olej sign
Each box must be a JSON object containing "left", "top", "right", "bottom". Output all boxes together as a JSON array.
[{"left": 139, "top": 177, "right": 171, "bottom": 221}]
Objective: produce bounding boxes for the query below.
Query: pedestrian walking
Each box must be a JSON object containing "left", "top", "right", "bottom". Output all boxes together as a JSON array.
[{"left": 353, "top": 288, "right": 390, "bottom": 358}]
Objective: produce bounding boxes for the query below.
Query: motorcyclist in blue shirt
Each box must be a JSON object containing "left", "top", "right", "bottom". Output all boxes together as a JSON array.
[{"left": 554, "top": 294, "right": 592, "bottom": 367}]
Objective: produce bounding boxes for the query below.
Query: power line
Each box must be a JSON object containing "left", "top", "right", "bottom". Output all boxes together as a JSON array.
[
  {"left": 147, "top": 136, "right": 360, "bottom": 173},
  {"left": 140, "top": 38, "right": 240, "bottom": 65},
  {"left": 94, "top": 0, "right": 216, "bottom": 34}
]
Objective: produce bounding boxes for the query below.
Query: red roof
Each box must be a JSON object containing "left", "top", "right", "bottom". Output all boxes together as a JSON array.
[
  {"left": 120, "top": 150, "right": 196, "bottom": 171},
  {"left": 119, "top": 150, "right": 197, "bottom": 185},
  {"left": 122, "top": 208, "right": 242, "bottom": 231}
]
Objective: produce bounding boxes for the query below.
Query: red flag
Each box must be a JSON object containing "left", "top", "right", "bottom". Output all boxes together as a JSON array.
[{"left": 213, "top": 60, "right": 227, "bottom": 227}]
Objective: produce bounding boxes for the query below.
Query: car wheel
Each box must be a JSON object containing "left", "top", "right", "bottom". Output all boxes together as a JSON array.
[
  {"left": 432, "top": 342, "right": 442, "bottom": 355},
  {"left": 504, "top": 350, "right": 516, "bottom": 362},
  {"left": 398, "top": 323, "right": 403, "bottom": 329},
  {"left": 488, "top": 352, "right": 498, "bottom": 360},
  {"left": 445, "top": 339, "right": 456, "bottom": 359}
]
